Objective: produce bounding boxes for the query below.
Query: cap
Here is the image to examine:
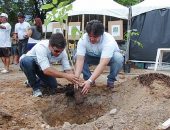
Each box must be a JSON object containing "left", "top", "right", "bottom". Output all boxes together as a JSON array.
[{"left": 0, "top": 13, "right": 8, "bottom": 18}]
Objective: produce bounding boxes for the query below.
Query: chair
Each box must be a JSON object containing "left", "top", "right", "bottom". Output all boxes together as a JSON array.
[{"left": 154, "top": 48, "right": 170, "bottom": 71}]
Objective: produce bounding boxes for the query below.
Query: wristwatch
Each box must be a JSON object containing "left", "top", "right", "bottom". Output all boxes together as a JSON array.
[{"left": 88, "top": 79, "right": 93, "bottom": 85}]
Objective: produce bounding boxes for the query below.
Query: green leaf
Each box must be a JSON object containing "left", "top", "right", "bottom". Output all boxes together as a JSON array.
[
  {"left": 52, "top": 0, "right": 58, "bottom": 5},
  {"left": 66, "top": 4, "right": 72, "bottom": 11},
  {"left": 52, "top": 8, "right": 57, "bottom": 15},
  {"left": 58, "top": 2, "right": 65, "bottom": 8},
  {"left": 44, "top": 17, "right": 52, "bottom": 26},
  {"left": 63, "top": 14, "right": 68, "bottom": 20},
  {"left": 71, "top": 26, "right": 80, "bottom": 40},
  {"left": 41, "top": 4, "right": 54, "bottom": 10}
]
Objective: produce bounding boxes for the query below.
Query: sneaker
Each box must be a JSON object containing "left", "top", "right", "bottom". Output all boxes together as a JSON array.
[
  {"left": 1, "top": 69, "right": 9, "bottom": 74},
  {"left": 107, "top": 82, "right": 117, "bottom": 92},
  {"left": 107, "top": 82, "right": 114, "bottom": 88},
  {"left": 24, "top": 80, "right": 31, "bottom": 87},
  {"left": 33, "top": 89, "right": 43, "bottom": 97}
]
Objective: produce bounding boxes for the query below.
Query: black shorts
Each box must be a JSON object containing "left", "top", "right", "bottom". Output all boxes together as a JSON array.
[{"left": 0, "top": 47, "right": 11, "bottom": 57}]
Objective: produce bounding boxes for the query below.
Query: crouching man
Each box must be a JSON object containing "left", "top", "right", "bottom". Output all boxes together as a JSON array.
[
  {"left": 75, "top": 20, "right": 124, "bottom": 95},
  {"left": 20, "top": 33, "right": 79, "bottom": 97}
]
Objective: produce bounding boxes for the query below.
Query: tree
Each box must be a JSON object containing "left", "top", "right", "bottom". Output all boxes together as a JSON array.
[{"left": 115, "top": 0, "right": 141, "bottom": 6}]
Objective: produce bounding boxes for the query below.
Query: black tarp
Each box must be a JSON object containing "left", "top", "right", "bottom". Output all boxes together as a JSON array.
[{"left": 129, "top": 9, "right": 170, "bottom": 62}]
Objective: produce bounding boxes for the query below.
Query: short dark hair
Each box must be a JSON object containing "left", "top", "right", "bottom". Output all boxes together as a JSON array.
[
  {"left": 17, "top": 12, "right": 25, "bottom": 18},
  {"left": 86, "top": 20, "right": 104, "bottom": 36},
  {"left": 49, "top": 33, "right": 66, "bottom": 49}
]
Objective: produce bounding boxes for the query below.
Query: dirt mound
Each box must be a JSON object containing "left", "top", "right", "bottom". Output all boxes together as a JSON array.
[
  {"left": 0, "top": 65, "right": 170, "bottom": 130},
  {"left": 137, "top": 73, "right": 170, "bottom": 87}
]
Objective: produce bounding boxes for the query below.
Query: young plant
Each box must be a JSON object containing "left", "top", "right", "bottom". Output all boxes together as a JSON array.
[
  {"left": 41, "top": 0, "right": 72, "bottom": 31},
  {"left": 124, "top": 29, "right": 143, "bottom": 48}
]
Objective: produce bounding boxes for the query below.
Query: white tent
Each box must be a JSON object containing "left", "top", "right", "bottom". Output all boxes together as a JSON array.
[
  {"left": 132, "top": 0, "right": 170, "bottom": 17},
  {"left": 67, "top": 0, "right": 129, "bottom": 19}
]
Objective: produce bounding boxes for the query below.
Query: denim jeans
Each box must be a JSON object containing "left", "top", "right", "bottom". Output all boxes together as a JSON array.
[
  {"left": 82, "top": 52, "right": 124, "bottom": 84},
  {"left": 18, "top": 38, "right": 28, "bottom": 57},
  {"left": 20, "top": 56, "right": 57, "bottom": 92}
]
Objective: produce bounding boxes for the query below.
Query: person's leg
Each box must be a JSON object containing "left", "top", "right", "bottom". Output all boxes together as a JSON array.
[
  {"left": 0, "top": 49, "right": 4, "bottom": 64},
  {"left": 12, "top": 45, "right": 19, "bottom": 65},
  {"left": 82, "top": 54, "right": 100, "bottom": 80},
  {"left": 18, "top": 40, "right": 22, "bottom": 57},
  {"left": 36, "top": 72, "right": 58, "bottom": 95},
  {"left": 20, "top": 56, "right": 41, "bottom": 92},
  {"left": 5, "top": 47, "right": 11, "bottom": 71},
  {"left": 22, "top": 39, "right": 28, "bottom": 55},
  {"left": 107, "top": 52, "right": 124, "bottom": 87},
  {"left": 4, "top": 57, "right": 10, "bottom": 71},
  {"left": 1, "top": 48, "right": 11, "bottom": 73},
  {"left": 10, "top": 46, "right": 14, "bottom": 64}
]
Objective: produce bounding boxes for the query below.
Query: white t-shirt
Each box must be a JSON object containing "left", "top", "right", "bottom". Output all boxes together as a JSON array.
[
  {"left": 15, "top": 22, "right": 31, "bottom": 40},
  {"left": 24, "top": 40, "right": 71, "bottom": 71},
  {"left": 0, "top": 22, "right": 11, "bottom": 47},
  {"left": 77, "top": 32, "right": 120, "bottom": 58},
  {"left": 28, "top": 37, "right": 40, "bottom": 44}
]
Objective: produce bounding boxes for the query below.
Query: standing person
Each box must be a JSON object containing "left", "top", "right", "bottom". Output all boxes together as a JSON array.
[
  {"left": 20, "top": 33, "right": 79, "bottom": 97},
  {"left": 11, "top": 32, "right": 19, "bottom": 65},
  {"left": 0, "top": 14, "right": 4, "bottom": 71},
  {"left": 0, "top": 13, "right": 12, "bottom": 73},
  {"left": 75, "top": 20, "right": 124, "bottom": 95},
  {"left": 26, "top": 17, "right": 43, "bottom": 51},
  {"left": 14, "top": 12, "right": 30, "bottom": 57}
]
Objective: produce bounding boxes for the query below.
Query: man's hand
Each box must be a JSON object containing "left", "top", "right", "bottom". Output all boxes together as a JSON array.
[
  {"left": 81, "top": 80, "right": 91, "bottom": 95},
  {"left": 65, "top": 73, "right": 79, "bottom": 84}
]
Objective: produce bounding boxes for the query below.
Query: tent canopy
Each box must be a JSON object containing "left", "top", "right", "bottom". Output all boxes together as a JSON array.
[
  {"left": 132, "top": 0, "right": 170, "bottom": 17},
  {"left": 59, "top": 0, "right": 129, "bottom": 19}
]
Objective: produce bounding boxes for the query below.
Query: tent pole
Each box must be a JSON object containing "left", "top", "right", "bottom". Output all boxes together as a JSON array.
[
  {"left": 45, "top": 25, "right": 47, "bottom": 39},
  {"left": 65, "top": 19, "right": 68, "bottom": 43},
  {"left": 125, "top": 7, "right": 132, "bottom": 62},
  {"left": 82, "top": 14, "right": 85, "bottom": 32},
  {"left": 103, "top": 15, "right": 106, "bottom": 29}
]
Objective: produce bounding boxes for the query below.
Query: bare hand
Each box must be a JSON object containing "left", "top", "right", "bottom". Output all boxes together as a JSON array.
[
  {"left": 66, "top": 74, "right": 79, "bottom": 84},
  {"left": 81, "top": 80, "right": 91, "bottom": 95}
]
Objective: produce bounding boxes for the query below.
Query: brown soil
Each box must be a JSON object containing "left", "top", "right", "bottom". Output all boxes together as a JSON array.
[{"left": 0, "top": 63, "right": 170, "bottom": 130}]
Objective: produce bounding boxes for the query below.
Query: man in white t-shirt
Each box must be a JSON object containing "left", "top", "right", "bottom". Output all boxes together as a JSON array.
[
  {"left": 20, "top": 33, "right": 79, "bottom": 97},
  {"left": 0, "top": 13, "right": 11, "bottom": 73},
  {"left": 75, "top": 20, "right": 124, "bottom": 95},
  {"left": 14, "top": 13, "right": 30, "bottom": 57}
]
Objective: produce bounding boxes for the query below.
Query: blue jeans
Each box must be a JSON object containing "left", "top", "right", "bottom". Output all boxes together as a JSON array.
[
  {"left": 18, "top": 38, "right": 28, "bottom": 57},
  {"left": 20, "top": 56, "right": 57, "bottom": 92},
  {"left": 82, "top": 52, "right": 124, "bottom": 84}
]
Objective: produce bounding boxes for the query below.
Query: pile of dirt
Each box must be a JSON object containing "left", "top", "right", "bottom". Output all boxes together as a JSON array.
[{"left": 0, "top": 64, "right": 170, "bottom": 130}]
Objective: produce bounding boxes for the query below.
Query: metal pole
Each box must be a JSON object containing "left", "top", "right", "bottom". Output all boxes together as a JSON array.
[{"left": 125, "top": 7, "right": 132, "bottom": 62}]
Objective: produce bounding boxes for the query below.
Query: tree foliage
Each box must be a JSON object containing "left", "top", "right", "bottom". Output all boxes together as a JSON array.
[
  {"left": 0, "top": 0, "right": 74, "bottom": 30},
  {"left": 115, "top": 0, "right": 141, "bottom": 6}
]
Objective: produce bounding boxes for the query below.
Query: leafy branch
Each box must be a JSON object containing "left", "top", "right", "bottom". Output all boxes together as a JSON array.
[{"left": 124, "top": 30, "right": 143, "bottom": 48}]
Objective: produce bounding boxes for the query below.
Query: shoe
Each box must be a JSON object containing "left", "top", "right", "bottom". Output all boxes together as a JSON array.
[
  {"left": 107, "top": 82, "right": 114, "bottom": 88},
  {"left": 1, "top": 69, "right": 9, "bottom": 74},
  {"left": 24, "top": 80, "right": 31, "bottom": 87},
  {"left": 33, "top": 89, "right": 43, "bottom": 97},
  {"left": 107, "top": 82, "right": 117, "bottom": 92}
]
